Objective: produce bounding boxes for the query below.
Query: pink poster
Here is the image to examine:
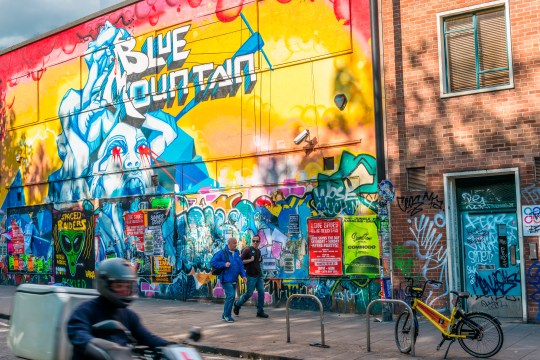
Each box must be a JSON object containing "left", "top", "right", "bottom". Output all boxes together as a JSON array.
[{"left": 308, "top": 218, "right": 343, "bottom": 276}]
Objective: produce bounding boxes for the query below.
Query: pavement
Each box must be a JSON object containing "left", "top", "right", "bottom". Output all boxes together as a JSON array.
[{"left": 1, "top": 285, "right": 540, "bottom": 359}]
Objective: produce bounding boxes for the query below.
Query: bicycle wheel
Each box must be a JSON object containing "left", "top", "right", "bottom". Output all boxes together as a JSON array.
[
  {"left": 395, "top": 310, "right": 419, "bottom": 353},
  {"left": 457, "top": 312, "right": 504, "bottom": 358}
]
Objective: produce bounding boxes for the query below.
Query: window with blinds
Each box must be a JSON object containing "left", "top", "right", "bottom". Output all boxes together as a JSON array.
[{"left": 442, "top": 5, "right": 512, "bottom": 95}]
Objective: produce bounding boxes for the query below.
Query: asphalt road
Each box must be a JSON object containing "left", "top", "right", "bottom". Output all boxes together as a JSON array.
[
  {"left": 0, "top": 320, "right": 235, "bottom": 360},
  {"left": 0, "top": 320, "right": 15, "bottom": 360}
]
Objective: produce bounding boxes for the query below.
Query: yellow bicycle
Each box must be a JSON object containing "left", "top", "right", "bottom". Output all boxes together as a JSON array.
[{"left": 395, "top": 278, "right": 503, "bottom": 358}]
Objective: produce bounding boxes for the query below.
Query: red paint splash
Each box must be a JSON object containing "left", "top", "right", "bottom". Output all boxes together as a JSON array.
[
  {"left": 112, "top": 146, "right": 123, "bottom": 161},
  {"left": 333, "top": 0, "right": 350, "bottom": 26},
  {"left": 215, "top": 0, "right": 244, "bottom": 23},
  {"left": 187, "top": 0, "right": 203, "bottom": 8}
]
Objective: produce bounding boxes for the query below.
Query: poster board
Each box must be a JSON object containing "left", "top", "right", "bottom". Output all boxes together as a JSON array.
[
  {"left": 308, "top": 218, "right": 342, "bottom": 276},
  {"left": 343, "top": 216, "right": 380, "bottom": 277}
]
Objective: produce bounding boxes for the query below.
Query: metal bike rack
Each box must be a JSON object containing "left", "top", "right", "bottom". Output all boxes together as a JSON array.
[
  {"left": 286, "top": 294, "right": 329, "bottom": 348},
  {"left": 366, "top": 299, "right": 415, "bottom": 356}
]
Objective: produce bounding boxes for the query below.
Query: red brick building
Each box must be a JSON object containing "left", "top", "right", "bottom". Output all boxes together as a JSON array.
[{"left": 382, "top": 0, "right": 540, "bottom": 322}]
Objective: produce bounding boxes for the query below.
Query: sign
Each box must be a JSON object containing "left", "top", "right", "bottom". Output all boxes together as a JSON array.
[
  {"left": 522, "top": 205, "right": 540, "bottom": 236},
  {"left": 151, "top": 256, "right": 173, "bottom": 283},
  {"left": 288, "top": 214, "right": 300, "bottom": 234},
  {"left": 125, "top": 211, "right": 145, "bottom": 251},
  {"left": 53, "top": 207, "right": 95, "bottom": 288},
  {"left": 343, "top": 216, "right": 380, "bottom": 277},
  {"left": 11, "top": 220, "right": 25, "bottom": 255},
  {"left": 146, "top": 209, "right": 167, "bottom": 257},
  {"left": 308, "top": 218, "right": 342, "bottom": 276}
]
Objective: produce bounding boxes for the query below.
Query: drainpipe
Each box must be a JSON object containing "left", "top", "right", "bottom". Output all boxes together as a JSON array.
[
  {"left": 370, "top": 0, "right": 393, "bottom": 322},
  {"left": 371, "top": 0, "right": 385, "bottom": 181}
]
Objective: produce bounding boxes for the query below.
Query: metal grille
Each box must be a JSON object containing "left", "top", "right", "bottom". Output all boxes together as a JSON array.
[
  {"left": 407, "top": 167, "right": 426, "bottom": 191},
  {"left": 456, "top": 175, "right": 516, "bottom": 210},
  {"left": 535, "top": 157, "right": 540, "bottom": 183}
]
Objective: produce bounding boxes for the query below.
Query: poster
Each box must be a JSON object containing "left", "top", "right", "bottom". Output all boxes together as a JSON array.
[
  {"left": 308, "top": 218, "right": 342, "bottom": 276},
  {"left": 522, "top": 205, "right": 540, "bottom": 236},
  {"left": 151, "top": 256, "right": 173, "bottom": 283},
  {"left": 146, "top": 209, "right": 167, "bottom": 257},
  {"left": 10, "top": 220, "right": 25, "bottom": 255},
  {"left": 343, "top": 216, "right": 380, "bottom": 277},
  {"left": 6, "top": 205, "right": 53, "bottom": 274},
  {"left": 53, "top": 207, "right": 95, "bottom": 288},
  {"left": 125, "top": 211, "right": 145, "bottom": 252}
]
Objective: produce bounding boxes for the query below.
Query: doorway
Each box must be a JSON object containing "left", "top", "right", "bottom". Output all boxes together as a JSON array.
[{"left": 445, "top": 171, "right": 525, "bottom": 320}]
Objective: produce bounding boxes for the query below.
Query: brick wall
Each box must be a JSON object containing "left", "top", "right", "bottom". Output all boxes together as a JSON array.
[{"left": 381, "top": 0, "right": 540, "bottom": 320}]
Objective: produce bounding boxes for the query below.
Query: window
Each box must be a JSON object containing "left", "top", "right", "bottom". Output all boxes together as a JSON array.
[{"left": 438, "top": 2, "right": 513, "bottom": 96}]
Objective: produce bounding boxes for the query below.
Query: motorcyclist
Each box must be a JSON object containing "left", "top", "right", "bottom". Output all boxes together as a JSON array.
[{"left": 67, "top": 258, "right": 173, "bottom": 359}]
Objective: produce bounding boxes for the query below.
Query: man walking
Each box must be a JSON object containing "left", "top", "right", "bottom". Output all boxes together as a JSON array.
[
  {"left": 234, "top": 235, "right": 269, "bottom": 318},
  {"left": 211, "top": 237, "right": 247, "bottom": 323}
]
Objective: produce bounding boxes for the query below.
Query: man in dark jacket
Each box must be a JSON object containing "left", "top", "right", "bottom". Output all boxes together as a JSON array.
[
  {"left": 67, "top": 258, "right": 172, "bottom": 359},
  {"left": 233, "top": 235, "right": 268, "bottom": 318},
  {"left": 211, "top": 237, "right": 247, "bottom": 323}
]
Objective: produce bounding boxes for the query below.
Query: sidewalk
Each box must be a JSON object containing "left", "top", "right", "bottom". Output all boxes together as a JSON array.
[{"left": 1, "top": 285, "right": 539, "bottom": 359}]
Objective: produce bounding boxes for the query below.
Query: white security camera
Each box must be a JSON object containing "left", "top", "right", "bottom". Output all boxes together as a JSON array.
[{"left": 294, "top": 129, "right": 310, "bottom": 145}]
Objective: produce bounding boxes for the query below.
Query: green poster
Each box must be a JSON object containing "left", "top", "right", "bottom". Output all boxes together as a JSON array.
[{"left": 343, "top": 216, "right": 380, "bottom": 277}]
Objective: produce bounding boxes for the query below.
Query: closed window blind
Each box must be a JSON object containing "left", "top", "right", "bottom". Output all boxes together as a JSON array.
[{"left": 444, "top": 7, "right": 509, "bottom": 93}]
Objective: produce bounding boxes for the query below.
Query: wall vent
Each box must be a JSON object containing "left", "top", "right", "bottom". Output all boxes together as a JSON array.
[
  {"left": 535, "top": 157, "right": 540, "bottom": 183},
  {"left": 323, "top": 156, "right": 335, "bottom": 171},
  {"left": 407, "top": 167, "right": 426, "bottom": 191}
]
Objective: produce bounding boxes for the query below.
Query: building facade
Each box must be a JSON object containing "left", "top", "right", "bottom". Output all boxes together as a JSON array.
[
  {"left": 0, "top": 0, "right": 385, "bottom": 313},
  {"left": 382, "top": 0, "right": 540, "bottom": 322}
]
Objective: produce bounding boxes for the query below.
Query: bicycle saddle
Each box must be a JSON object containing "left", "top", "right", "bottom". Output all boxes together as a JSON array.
[{"left": 451, "top": 290, "right": 470, "bottom": 299}]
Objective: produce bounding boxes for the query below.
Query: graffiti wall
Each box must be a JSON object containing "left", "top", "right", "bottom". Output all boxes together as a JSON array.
[
  {"left": 0, "top": 0, "right": 380, "bottom": 313},
  {"left": 393, "top": 192, "right": 448, "bottom": 310}
]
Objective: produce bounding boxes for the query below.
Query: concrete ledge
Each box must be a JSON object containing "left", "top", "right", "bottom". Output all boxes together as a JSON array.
[{"left": 193, "top": 344, "right": 299, "bottom": 360}]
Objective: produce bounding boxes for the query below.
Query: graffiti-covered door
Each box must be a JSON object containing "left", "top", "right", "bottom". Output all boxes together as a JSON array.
[{"left": 461, "top": 211, "right": 522, "bottom": 318}]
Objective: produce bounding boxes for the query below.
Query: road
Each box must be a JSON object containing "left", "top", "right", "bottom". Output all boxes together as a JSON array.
[{"left": 0, "top": 320, "right": 235, "bottom": 360}]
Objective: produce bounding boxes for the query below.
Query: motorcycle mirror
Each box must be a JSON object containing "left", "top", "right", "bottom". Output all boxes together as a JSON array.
[{"left": 189, "top": 327, "right": 202, "bottom": 342}]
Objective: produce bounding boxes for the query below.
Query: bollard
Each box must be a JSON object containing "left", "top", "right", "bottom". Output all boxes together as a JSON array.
[
  {"left": 286, "top": 294, "right": 329, "bottom": 348},
  {"left": 366, "top": 299, "right": 415, "bottom": 356}
]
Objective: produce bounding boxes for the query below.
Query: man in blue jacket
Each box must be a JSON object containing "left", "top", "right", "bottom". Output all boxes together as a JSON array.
[{"left": 211, "top": 237, "right": 247, "bottom": 323}]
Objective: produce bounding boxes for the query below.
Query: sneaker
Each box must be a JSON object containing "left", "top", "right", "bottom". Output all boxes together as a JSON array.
[
  {"left": 256, "top": 312, "right": 269, "bottom": 318},
  {"left": 233, "top": 304, "right": 240, "bottom": 316},
  {"left": 222, "top": 315, "right": 235, "bottom": 323}
]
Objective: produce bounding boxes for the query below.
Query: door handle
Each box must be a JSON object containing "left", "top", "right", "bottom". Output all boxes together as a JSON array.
[{"left": 510, "top": 245, "right": 517, "bottom": 266}]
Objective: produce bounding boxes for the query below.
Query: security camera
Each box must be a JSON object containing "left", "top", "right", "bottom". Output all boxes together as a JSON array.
[{"left": 294, "top": 129, "right": 310, "bottom": 145}]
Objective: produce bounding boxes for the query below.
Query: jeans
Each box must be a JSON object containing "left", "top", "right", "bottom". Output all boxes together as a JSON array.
[
  {"left": 222, "top": 281, "right": 237, "bottom": 317},
  {"left": 235, "top": 275, "right": 265, "bottom": 313}
]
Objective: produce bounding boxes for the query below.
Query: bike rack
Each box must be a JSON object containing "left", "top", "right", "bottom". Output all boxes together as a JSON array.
[
  {"left": 366, "top": 299, "right": 415, "bottom": 356},
  {"left": 286, "top": 294, "right": 329, "bottom": 348}
]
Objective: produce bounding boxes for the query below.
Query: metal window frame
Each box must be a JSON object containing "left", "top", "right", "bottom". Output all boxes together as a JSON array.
[{"left": 437, "top": 0, "right": 514, "bottom": 98}]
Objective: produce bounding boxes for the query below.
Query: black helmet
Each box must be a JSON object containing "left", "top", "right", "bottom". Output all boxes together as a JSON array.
[{"left": 96, "top": 258, "right": 137, "bottom": 308}]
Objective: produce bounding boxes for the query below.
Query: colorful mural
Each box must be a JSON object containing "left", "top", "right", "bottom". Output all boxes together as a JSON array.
[{"left": 0, "top": 0, "right": 380, "bottom": 312}]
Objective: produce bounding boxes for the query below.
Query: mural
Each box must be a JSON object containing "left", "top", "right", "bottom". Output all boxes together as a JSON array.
[{"left": 0, "top": 0, "right": 380, "bottom": 312}]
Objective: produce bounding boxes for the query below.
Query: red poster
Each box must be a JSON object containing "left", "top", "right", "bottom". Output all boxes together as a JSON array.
[
  {"left": 308, "top": 218, "right": 343, "bottom": 276},
  {"left": 10, "top": 219, "right": 25, "bottom": 255},
  {"left": 125, "top": 212, "right": 145, "bottom": 252}
]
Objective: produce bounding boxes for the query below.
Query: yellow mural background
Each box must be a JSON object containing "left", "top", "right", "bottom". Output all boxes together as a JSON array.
[{"left": 0, "top": 0, "right": 374, "bottom": 206}]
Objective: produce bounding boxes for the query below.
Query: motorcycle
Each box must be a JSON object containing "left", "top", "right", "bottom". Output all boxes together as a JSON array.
[{"left": 86, "top": 320, "right": 203, "bottom": 360}]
